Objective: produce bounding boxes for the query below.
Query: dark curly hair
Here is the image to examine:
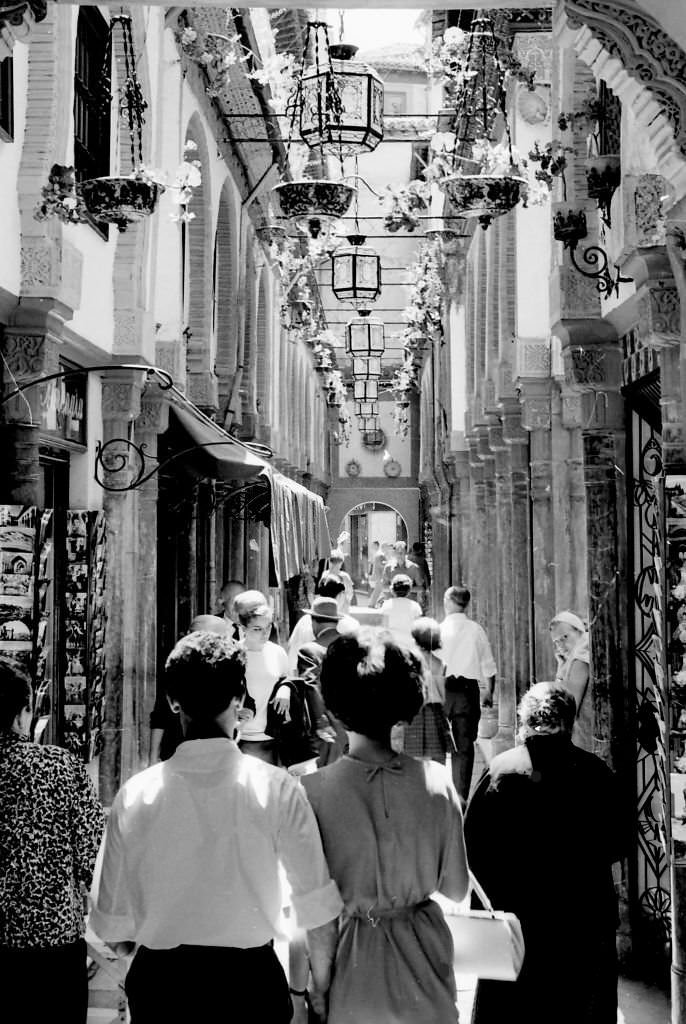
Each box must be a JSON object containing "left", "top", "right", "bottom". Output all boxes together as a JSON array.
[
  {"left": 164, "top": 632, "right": 246, "bottom": 721},
  {"left": 320, "top": 631, "right": 424, "bottom": 742},
  {"left": 518, "top": 682, "right": 576, "bottom": 740},
  {"left": 0, "top": 657, "right": 32, "bottom": 732}
]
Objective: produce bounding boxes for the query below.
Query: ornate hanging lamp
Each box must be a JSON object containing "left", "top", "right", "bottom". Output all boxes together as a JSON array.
[
  {"left": 345, "top": 311, "right": 385, "bottom": 357},
  {"left": 359, "top": 415, "right": 380, "bottom": 433},
  {"left": 331, "top": 234, "right": 381, "bottom": 307},
  {"left": 352, "top": 356, "right": 382, "bottom": 380},
  {"left": 436, "top": 13, "right": 526, "bottom": 230},
  {"left": 355, "top": 400, "right": 379, "bottom": 418},
  {"left": 271, "top": 21, "right": 359, "bottom": 239},
  {"left": 300, "top": 12, "right": 384, "bottom": 158},
  {"left": 353, "top": 379, "right": 378, "bottom": 401}
]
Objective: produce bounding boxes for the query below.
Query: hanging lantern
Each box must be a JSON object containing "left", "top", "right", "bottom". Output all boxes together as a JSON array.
[
  {"left": 345, "top": 311, "right": 385, "bottom": 357},
  {"left": 354, "top": 379, "right": 378, "bottom": 401},
  {"left": 359, "top": 415, "right": 380, "bottom": 433},
  {"left": 300, "top": 40, "right": 384, "bottom": 158},
  {"left": 332, "top": 235, "right": 381, "bottom": 307},
  {"left": 352, "top": 356, "right": 381, "bottom": 379},
  {"left": 355, "top": 400, "right": 379, "bottom": 418},
  {"left": 436, "top": 13, "right": 526, "bottom": 230}
]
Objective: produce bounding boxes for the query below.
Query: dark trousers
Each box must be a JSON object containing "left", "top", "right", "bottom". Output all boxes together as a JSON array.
[
  {"left": 125, "top": 941, "right": 293, "bottom": 1023},
  {"left": 444, "top": 676, "right": 481, "bottom": 802},
  {"left": 1, "top": 938, "right": 88, "bottom": 1024}
]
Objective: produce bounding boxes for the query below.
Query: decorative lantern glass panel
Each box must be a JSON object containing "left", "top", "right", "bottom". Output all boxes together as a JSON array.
[
  {"left": 354, "top": 379, "right": 378, "bottom": 401},
  {"left": 332, "top": 239, "right": 381, "bottom": 306},
  {"left": 359, "top": 415, "right": 380, "bottom": 432},
  {"left": 300, "top": 47, "right": 384, "bottom": 157},
  {"left": 345, "top": 314, "right": 385, "bottom": 356},
  {"left": 355, "top": 400, "right": 379, "bottom": 417},
  {"left": 352, "top": 356, "right": 381, "bottom": 379}
]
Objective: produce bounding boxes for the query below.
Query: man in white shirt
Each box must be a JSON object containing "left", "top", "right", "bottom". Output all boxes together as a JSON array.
[
  {"left": 91, "top": 630, "right": 343, "bottom": 1024},
  {"left": 440, "top": 585, "right": 497, "bottom": 803}
]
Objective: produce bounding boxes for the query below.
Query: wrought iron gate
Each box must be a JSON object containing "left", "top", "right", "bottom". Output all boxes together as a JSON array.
[{"left": 629, "top": 410, "right": 671, "bottom": 942}]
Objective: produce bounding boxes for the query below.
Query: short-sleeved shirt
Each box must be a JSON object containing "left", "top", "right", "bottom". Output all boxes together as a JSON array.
[
  {"left": 91, "top": 738, "right": 343, "bottom": 948},
  {"left": 440, "top": 612, "right": 497, "bottom": 682},
  {"left": 241, "top": 640, "right": 289, "bottom": 741}
]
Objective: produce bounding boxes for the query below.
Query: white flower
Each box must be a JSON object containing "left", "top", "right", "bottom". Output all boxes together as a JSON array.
[
  {"left": 430, "top": 132, "right": 455, "bottom": 154},
  {"left": 183, "top": 140, "right": 198, "bottom": 153},
  {"left": 180, "top": 27, "right": 197, "bottom": 47},
  {"left": 443, "top": 26, "right": 466, "bottom": 47}
]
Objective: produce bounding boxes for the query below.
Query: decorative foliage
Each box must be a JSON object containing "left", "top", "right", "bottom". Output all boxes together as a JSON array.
[
  {"left": 382, "top": 180, "right": 430, "bottom": 233},
  {"left": 34, "top": 164, "right": 89, "bottom": 225},
  {"left": 401, "top": 244, "right": 444, "bottom": 349},
  {"left": 332, "top": 407, "right": 352, "bottom": 447},
  {"left": 324, "top": 368, "right": 347, "bottom": 408},
  {"left": 527, "top": 139, "right": 574, "bottom": 200}
]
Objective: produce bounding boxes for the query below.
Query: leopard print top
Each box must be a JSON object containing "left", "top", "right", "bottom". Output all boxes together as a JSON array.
[{"left": 0, "top": 731, "right": 105, "bottom": 948}]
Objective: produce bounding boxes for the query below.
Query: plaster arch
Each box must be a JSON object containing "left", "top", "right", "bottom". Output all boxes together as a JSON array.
[
  {"left": 214, "top": 178, "right": 240, "bottom": 419},
  {"left": 556, "top": 0, "right": 686, "bottom": 196},
  {"left": 183, "top": 112, "right": 216, "bottom": 411}
]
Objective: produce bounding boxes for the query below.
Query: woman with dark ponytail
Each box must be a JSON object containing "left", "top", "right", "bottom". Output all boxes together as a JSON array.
[{"left": 302, "top": 631, "right": 469, "bottom": 1024}]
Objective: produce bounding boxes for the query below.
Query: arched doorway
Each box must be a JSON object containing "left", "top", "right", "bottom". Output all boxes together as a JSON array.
[{"left": 338, "top": 502, "right": 408, "bottom": 587}]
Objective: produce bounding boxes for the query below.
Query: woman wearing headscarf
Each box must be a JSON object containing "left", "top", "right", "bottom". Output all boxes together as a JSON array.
[
  {"left": 465, "top": 682, "right": 623, "bottom": 1024},
  {"left": 549, "top": 610, "right": 592, "bottom": 750}
]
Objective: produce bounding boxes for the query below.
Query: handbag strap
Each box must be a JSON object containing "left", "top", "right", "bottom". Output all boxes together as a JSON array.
[{"left": 468, "top": 871, "right": 497, "bottom": 918}]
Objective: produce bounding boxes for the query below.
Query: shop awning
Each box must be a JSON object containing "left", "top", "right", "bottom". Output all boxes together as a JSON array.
[
  {"left": 262, "top": 467, "right": 331, "bottom": 585},
  {"left": 168, "top": 404, "right": 268, "bottom": 481}
]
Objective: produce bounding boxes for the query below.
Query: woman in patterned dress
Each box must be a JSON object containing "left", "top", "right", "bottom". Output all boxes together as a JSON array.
[{"left": 302, "top": 632, "right": 469, "bottom": 1024}]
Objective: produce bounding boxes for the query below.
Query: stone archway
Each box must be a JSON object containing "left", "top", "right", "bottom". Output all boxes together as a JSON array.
[{"left": 338, "top": 501, "right": 409, "bottom": 587}]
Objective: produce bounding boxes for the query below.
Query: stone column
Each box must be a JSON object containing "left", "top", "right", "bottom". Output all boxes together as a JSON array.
[
  {"left": 444, "top": 445, "right": 471, "bottom": 586},
  {"left": 134, "top": 391, "right": 170, "bottom": 771},
  {"left": 0, "top": 320, "right": 61, "bottom": 505},
  {"left": 502, "top": 400, "right": 531, "bottom": 727},
  {"left": 475, "top": 423, "right": 498, "bottom": 637},
  {"left": 490, "top": 420, "right": 517, "bottom": 752},
  {"left": 466, "top": 433, "right": 486, "bottom": 619},
  {"left": 560, "top": 324, "right": 626, "bottom": 769},
  {"left": 99, "top": 370, "right": 146, "bottom": 803},
  {"left": 518, "top": 378, "right": 556, "bottom": 680}
]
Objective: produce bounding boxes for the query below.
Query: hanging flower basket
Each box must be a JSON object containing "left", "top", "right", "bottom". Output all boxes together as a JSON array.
[
  {"left": 271, "top": 180, "right": 356, "bottom": 223},
  {"left": 438, "top": 173, "right": 526, "bottom": 229},
  {"left": 80, "top": 176, "right": 164, "bottom": 232},
  {"left": 584, "top": 155, "right": 620, "bottom": 196}
]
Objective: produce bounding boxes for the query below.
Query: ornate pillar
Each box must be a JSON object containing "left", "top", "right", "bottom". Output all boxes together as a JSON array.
[
  {"left": 518, "top": 378, "right": 556, "bottom": 680},
  {"left": 134, "top": 391, "right": 169, "bottom": 770},
  {"left": 0, "top": 309, "right": 64, "bottom": 505},
  {"left": 502, "top": 400, "right": 531, "bottom": 729},
  {"left": 489, "top": 420, "right": 516, "bottom": 752},
  {"left": 444, "top": 446, "right": 471, "bottom": 587},
  {"left": 99, "top": 369, "right": 146, "bottom": 803},
  {"left": 561, "top": 323, "right": 626, "bottom": 768},
  {"left": 466, "top": 433, "right": 486, "bottom": 620},
  {"left": 475, "top": 423, "right": 498, "bottom": 638}
]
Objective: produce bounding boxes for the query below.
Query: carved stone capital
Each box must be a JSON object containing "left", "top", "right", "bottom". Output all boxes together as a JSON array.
[
  {"left": 580, "top": 390, "right": 624, "bottom": 433},
  {"left": 137, "top": 393, "right": 171, "bottom": 436},
  {"left": 101, "top": 370, "right": 146, "bottom": 423},
  {"left": 500, "top": 399, "right": 527, "bottom": 446},
  {"left": 1, "top": 328, "right": 60, "bottom": 422},
  {"left": 20, "top": 235, "right": 82, "bottom": 316},
  {"left": 0, "top": 1, "right": 47, "bottom": 61},
  {"left": 637, "top": 281, "right": 681, "bottom": 349},
  {"left": 518, "top": 378, "right": 553, "bottom": 432},
  {"left": 554, "top": 319, "right": 621, "bottom": 394},
  {"left": 514, "top": 336, "right": 551, "bottom": 383},
  {"left": 186, "top": 370, "right": 218, "bottom": 415},
  {"left": 560, "top": 389, "right": 584, "bottom": 429},
  {"left": 155, "top": 340, "right": 185, "bottom": 391}
]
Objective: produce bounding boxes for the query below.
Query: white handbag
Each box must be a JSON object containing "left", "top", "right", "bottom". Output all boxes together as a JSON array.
[{"left": 443, "top": 873, "right": 525, "bottom": 982}]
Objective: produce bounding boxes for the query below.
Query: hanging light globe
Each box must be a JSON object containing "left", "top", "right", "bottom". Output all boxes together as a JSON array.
[
  {"left": 354, "top": 379, "right": 378, "bottom": 401},
  {"left": 345, "top": 311, "right": 385, "bottom": 357},
  {"left": 300, "top": 42, "right": 384, "bottom": 158},
  {"left": 332, "top": 235, "right": 381, "bottom": 308},
  {"left": 352, "top": 356, "right": 382, "bottom": 379}
]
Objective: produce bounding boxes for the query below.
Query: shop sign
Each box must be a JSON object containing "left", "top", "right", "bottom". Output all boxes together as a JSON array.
[{"left": 40, "top": 360, "right": 86, "bottom": 445}]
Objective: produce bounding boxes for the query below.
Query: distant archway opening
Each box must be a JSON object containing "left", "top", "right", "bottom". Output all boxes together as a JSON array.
[{"left": 338, "top": 502, "right": 408, "bottom": 586}]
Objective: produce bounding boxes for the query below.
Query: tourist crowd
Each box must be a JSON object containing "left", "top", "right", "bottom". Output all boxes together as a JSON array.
[{"left": 0, "top": 553, "right": 622, "bottom": 1024}]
